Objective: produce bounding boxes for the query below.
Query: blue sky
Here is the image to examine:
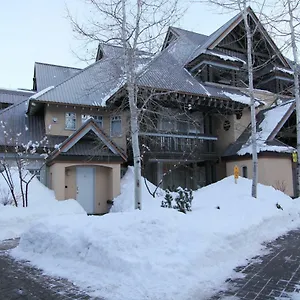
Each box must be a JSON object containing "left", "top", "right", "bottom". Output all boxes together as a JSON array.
[{"left": 0, "top": 1, "right": 235, "bottom": 89}]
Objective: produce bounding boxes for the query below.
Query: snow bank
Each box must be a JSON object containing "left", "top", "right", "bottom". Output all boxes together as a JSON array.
[
  {"left": 0, "top": 169, "right": 86, "bottom": 241},
  {"left": 110, "top": 166, "right": 163, "bottom": 212},
  {"left": 12, "top": 175, "right": 300, "bottom": 300}
]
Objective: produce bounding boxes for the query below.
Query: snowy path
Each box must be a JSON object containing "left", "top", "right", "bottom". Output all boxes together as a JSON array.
[
  {"left": 210, "top": 228, "right": 300, "bottom": 299},
  {"left": 0, "top": 239, "right": 103, "bottom": 300}
]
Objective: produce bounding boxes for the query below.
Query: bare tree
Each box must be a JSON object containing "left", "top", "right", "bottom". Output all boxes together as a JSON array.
[
  {"left": 264, "top": 0, "right": 300, "bottom": 196},
  {"left": 68, "top": 0, "right": 184, "bottom": 209},
  {"left": 0, "top": 120, "right": 50, "bottom": 207}
]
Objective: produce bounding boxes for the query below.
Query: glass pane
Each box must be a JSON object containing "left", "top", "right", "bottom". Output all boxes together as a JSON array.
[
  {"left": 65, "top": 113, "right": 76, "bottom": 130},
  {"left": 111, "top": 116, "right": 122, "bottom": 136}
]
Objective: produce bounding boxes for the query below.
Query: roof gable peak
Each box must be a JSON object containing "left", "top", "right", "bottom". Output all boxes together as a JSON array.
[{"left": 48, "top": 118, "right": 127, "bottom": 161}]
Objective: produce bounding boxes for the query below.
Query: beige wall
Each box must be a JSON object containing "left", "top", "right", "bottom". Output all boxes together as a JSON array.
[
  {"left": 214, "top": 107, "right": 251, "bottom": 155},
  {"left": 44, "top": 104, "right": 128, "bottom": 151},
  {"left": 49, "top": 162, "right": 121, "bottom": 214},
  {"left": 226, "top": 156, "right": 294, "bottom": 197}
]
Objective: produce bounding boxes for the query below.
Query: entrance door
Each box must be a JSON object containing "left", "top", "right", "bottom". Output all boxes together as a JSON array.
[{"left": 76, "top": 167, "right": 95, "bottom": 214}]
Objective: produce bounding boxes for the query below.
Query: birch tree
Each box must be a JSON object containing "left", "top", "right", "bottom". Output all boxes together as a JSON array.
[
  {"left": 198, "top": 0, "right": 261, "bottom": 198},
  {"left": 68, "top": 0, "right": 183, "bottom": 209}
]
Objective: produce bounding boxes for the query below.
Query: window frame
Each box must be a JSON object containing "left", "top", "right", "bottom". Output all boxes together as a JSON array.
[
  {"left": 110, "top": 115, "right": 122, "bottom": 137},
  {"left": 65, "top": 112, "right": 77, "bottom": 130}
]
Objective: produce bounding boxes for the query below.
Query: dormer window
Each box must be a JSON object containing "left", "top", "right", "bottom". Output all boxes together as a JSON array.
[{"left": 65, "top": 112, "right": 76, "bottom": 130}]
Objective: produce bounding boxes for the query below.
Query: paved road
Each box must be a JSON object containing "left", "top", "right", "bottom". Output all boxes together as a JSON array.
[
  {"left": 210, "top": 229, "right": 300, "bottom": 299},
  {"left": 0, "top": 239, "right": 102, "bottom": 300}
]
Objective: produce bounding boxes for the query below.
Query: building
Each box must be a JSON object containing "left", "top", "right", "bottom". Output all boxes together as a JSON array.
[{"left": 0, "top": 7, "right": 297, "bottom": 214}]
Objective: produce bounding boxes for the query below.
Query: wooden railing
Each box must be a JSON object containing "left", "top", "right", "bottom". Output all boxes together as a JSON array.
[{"left": 139, "top": 132, "right": 217, "bottom": 159}]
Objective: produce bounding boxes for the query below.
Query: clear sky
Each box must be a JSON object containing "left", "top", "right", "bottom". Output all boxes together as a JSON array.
[{"left": 0, "top": 1, "right": 236, "bottom": 90}]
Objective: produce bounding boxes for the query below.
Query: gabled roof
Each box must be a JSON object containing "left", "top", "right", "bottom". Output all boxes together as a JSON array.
[
  {"left": 29, "top": 10, "right": 276, "bottom": 111},
  {"left": 187, "top": 7, "right": 290, "bottom": 69},
  {"left": 224, "top": 100, "right": 296, "bottom": 157},
  {"left": 169, "top": 27, "right": 208, "bottom": 47},
  {"left": 0, "top": 88, "right": 34, "bottom": 105},
  {"left": 48, "top": 118, "right": 127, "bottom": 162},
  {"left": 34, "top": 62, "right": 81, "bottom": 92}
]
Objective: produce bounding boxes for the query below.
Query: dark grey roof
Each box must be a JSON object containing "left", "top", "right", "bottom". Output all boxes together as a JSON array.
[
  {"left": 170, "top": 27, "right": 208, "bottom": 47},
  {"left": 0, "top": 100, "right": 46, "bottom": 149},
  {"left": 30, "top": 57, "right": 125, "bottom": 108},
  {"left": 0, "top": 88, "right": 34, "bottom": 105},
  {"left": 29, "top": 20, "right": 253, "bottom": 109},
  {"left": 34, "top": 62, "right": 82, "bottom": 92}
]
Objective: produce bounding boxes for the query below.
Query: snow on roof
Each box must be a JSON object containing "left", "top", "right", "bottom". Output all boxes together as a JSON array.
[
  {"left": 273, "top": 66, "right": 294, "bottom": 75},
  {"left": 30, "top": 86, "right": 54, "bottom": 100},
  {"left": 222, "top": 91, "right": 261, "bottom": 107},
  {"left": 91, "top": 79, "right": 125, "bottom": 107},
  {"left": 238, "top": 101, "right": 295, "bottom": 155},
  {"left": 206, "top": 51, "right": 246, "bottom": 64}
]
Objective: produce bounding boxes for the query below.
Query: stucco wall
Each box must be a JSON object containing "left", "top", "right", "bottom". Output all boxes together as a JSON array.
[
  {"left": 49, "top": 162, "right": 121, "bottom": 214},
  {"left": 226, "top": 156, "right": 294, "bottom": 197},
  {"left": 44, "top": 104, "right": 128, "bottom": 151},
  {"left": 214, "top": 107, "right": 250, "bottom": 155}
]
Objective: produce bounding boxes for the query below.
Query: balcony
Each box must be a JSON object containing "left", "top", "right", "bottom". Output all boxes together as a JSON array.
[{"left": 140, "top": 132, "right": 217, "bottom": 161}]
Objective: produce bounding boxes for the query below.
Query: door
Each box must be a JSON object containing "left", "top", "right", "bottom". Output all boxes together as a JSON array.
[{"left": 76, "top": 167, "right": 95, "bottom": 214}]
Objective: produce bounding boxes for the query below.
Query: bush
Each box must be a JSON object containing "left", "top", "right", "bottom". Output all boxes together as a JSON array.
[
  {"left": 161, "top": 189, "right": 173, "bottom": 208},
  {"left": 161, "top": 187, "right": 193, "bottom": 213}
]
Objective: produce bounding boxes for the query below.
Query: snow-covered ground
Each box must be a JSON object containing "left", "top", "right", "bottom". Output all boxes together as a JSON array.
[
  {"left": 0, "top": 169, "right": 86, "bottom": 241},
  {"left": 10, "top": 168, "right": 300, "bottom": 299}
]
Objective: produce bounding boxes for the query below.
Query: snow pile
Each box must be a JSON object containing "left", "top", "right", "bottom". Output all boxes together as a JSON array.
[
  {"left": 12, "top": 175, "right": 300, "bottom": 300},
  {"left": 0, "top": 169, "right": 86, "bottom": 241},
  {"left": 110, "top": 166, "right": 163, "bottom": 212}
]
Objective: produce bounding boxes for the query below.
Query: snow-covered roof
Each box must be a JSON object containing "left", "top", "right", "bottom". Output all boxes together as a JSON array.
[{"left": 224, "top": 100, "right": 296, "bottom": 157}]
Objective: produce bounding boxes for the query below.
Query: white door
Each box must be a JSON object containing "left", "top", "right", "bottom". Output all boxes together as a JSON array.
[{"left": 76, "top": 167, "right": 95, "bottom": 214}]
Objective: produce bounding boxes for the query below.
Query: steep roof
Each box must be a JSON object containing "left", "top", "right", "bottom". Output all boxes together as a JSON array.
[
  {"left": 34, "top": 62, "right": 81, "bottom": 92},
  {"left": 0, "top": 88, "right": 34, "bottom": 105},
  {"left": 0, "top": 99, "right": 45, "bottom": 149},
  {"left": 170, "top": 27, "right": 208, "bottom": 47},
  {"left": 187, "top": 7, "right": 290, "bottom": 69},
  {"left": 29, "top": 24, "right": 255, "bottom": 110},
  {"left": 224, "top": 100, "right": 296, "bottom": 157}
]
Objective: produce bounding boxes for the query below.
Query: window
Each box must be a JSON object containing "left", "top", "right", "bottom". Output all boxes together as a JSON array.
[
  {"left": 81, "top": 115, "right": 103, "bottom": 127},
  {"left": 93, "top": 115, "right": 103, "bottom": 127},
  {"left": 111, "top": 116, "right": 122, "bottom": 136},
  {"left": 242, "top": 166, "right": 248, "bottom": 178},
  {"left": 223, "top": 120, "right": 231, "bottom": 131},
  {"left": 65, "top": 112, "right": 76, "bottom": 130}
]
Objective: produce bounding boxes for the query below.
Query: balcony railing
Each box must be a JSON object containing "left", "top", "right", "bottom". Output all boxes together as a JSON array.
[{"left": 139, "top": 132, "right": 217, "bottom": 160}]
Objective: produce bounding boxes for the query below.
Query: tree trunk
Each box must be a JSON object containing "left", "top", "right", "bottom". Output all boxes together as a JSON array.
[
  {"left": 287, "top": 0, "right": 300, "bottom": 197},
  {"left": 243, "top": 6, "right": 258, "bottom": 198},
  {"left": 128, "top": 83, "right": 142, "bottom": 209}
]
